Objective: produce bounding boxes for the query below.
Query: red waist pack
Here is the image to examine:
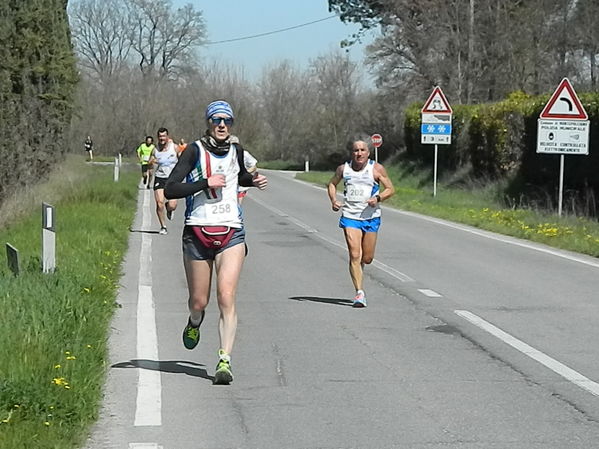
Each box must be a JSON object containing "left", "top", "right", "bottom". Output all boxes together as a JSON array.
[{"left": 191, "top": 225, "right": 236, "bottom": 249}]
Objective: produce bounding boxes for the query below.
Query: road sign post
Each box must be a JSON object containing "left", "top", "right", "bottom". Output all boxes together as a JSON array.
[
  {"left": 42, "top": 202, "right": 56, "bottom": 273},
  {"left": 371, "top": 133, "right": 383, "bottom": 162},
  {"left": 536, "top": 78, "right": 589, "bottom": 216},
  {"left": 421, "top": 87, "right": 452, "bottom": 197}
]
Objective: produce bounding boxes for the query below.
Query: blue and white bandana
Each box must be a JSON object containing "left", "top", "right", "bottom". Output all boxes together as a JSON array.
[{"left": 205, "top": 100, "right": 234, "bottom": 119}]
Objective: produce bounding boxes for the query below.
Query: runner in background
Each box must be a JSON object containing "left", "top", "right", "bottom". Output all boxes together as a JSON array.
[
  {"left": 150, "top": 128, "right": 178, "bottom": 235},
  {"left": 136, "top": 136, "right": 155, "bottom": 189},
  {"left": 327, "top": 135, "right": 395, "bottom": 308},
  {"left": 84, "top": 136, "right": 93, "bottom": 161},
  {"left": 238, "top": 146, "right": 258, "bottom": 204},
  {"left": 178, "top": 138, "right": 188, "bottom": 155}
]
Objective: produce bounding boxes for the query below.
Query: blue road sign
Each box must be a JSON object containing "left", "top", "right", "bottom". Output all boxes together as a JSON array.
[{"left": 421, "top": 123, "right": 452, "bottom": 135}]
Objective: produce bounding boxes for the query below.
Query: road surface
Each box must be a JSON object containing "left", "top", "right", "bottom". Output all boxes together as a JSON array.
[{"left": 86, "top": 170, "right": 599, "bottom": 449}]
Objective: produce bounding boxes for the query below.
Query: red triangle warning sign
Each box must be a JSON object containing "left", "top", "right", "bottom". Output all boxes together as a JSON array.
[
  {"left": 421, "top": 86, "right": 452, "bottom": 114},
  {"left": 540, "top": 78, "right": 588, "bottom": 120}
]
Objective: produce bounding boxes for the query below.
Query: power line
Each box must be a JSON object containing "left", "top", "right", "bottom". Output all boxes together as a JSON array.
[{"left": 205, "top": 15, "right": 337, "bottom": 45}]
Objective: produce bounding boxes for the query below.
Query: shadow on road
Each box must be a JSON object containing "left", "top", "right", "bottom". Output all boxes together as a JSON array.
[
  {"left": 289, "top": 296, "right": 353, "bottom": 307},
  {"left": 129, "top": 228, "right": 160, "bottom": 234},
  {"left": 112, "top": 359, "right": 214, "bottom": 381}
]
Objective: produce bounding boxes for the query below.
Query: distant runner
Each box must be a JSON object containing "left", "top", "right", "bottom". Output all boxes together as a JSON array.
[
  {"left": 136, "top": 136, "right": 155, "bottom": 189},
  {"left": 178, "top": 138, "right": 187, "bottom": 154},
  {"left": 327, "top": 135, "right": 395, "bottom": 308},
  {"left": 165, "top": 100, "right": 267, "bottom": 385},
  {"left": 150, "top": 128, "right": 178, "bottom": 235},
  {"left": 84, "top": 136, "right": 93, "bottom": 161}
]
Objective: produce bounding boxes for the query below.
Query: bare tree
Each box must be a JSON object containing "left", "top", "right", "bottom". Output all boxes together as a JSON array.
[
  {"left": 259, "top": 61, "right": 314, "bottom": 162},
  {"left": 69, "top": 0, "right": 132, "bottom": 83},
  {"left": 125, "top": 0, "right": 205, "bottom": 79},
  {"left": 572, "top": 0, "right": 599, "bottom": 88},
  {"left": 310, "top": 50, "right": 362, "bottom": 154}
]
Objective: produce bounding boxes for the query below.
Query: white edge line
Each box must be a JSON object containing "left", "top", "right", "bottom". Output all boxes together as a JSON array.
[
  {"left": 396, "top": 210, "right": 599, "bottom": 269},
  {"left": 134, "top": 191, "right": 162, "bottom": 427},
  {"left": 290, "top": 177, "right": 599, "bottom": 270},
  {"left": 455, "top": 310, "right": 599, "bottom": 396},
  {"left": 129, "top": 444, "right": 162, "bottom": 449}
]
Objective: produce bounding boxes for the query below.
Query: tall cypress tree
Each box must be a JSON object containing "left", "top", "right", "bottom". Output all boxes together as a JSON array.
[{"left": 0, "top": 0, "right": 78, "bottom": 204}]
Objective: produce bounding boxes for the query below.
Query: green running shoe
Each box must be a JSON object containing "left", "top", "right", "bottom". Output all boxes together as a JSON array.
[
  {"left": 182, "top": 319, "right": 200, "bottom": 350},
  {"left": 214, "top": 351, "right": 233, "bottom": 385}
]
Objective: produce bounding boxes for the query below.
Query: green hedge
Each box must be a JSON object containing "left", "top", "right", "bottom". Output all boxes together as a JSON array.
[{"left": 405, "top": 91, "right": 599, "bottom": 207}]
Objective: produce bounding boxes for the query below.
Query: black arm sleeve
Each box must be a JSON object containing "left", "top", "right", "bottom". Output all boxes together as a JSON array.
[{"left": 164, "top": 143, "right": 209, "bottom": 199}]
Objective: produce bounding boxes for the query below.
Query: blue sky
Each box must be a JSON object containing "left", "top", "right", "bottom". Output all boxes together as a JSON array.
[{"left": 173, "top": 1, "right": 374, "bottom": 79}]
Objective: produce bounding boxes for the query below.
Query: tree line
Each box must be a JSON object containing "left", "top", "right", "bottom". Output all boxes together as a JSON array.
[
  {"left": 68, "top": 0, "right": 387, "bottom": 170},
  {"left": 329, "top": 0, "right": 599, "bottom": 104},
  {"left": 3, "top": 0, "right": 598, "bottom": 214}
]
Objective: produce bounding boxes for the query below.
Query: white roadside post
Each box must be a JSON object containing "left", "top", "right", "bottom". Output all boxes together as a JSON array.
[
  {"left": 42, "top": 202, "right": 56, "bottom": 273},
  {"left": 536, "top": 78, "right": 589, "bottom": 216},
  {"left": 114, "top": 157, "right": 120, "bottom": 182},
  {"left": 421, "top": 86, "right": 453, "bottom": 197},
  {"left": 305, "top": 159, "right": 310, "bottom": 173},
  {"left": 371, "top": 133, "right": 383, "bottom": 163}
]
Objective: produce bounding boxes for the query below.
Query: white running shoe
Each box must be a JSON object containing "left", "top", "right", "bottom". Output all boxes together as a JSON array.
[
  {"left": 352, "top": 290, "right": 367, "bottom": 308},
  {"left": 159, "top": 227, "right": 168, "bottom": 235}
]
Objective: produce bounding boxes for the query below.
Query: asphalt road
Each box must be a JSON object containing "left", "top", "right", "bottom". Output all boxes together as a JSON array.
[{"left": 86, "top": 170, "right": 599, "bottom": 449}]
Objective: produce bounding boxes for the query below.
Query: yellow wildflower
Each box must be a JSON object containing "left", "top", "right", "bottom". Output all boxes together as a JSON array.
[{"left": 52, "top": 377, "right": 68, "bottom": 387}]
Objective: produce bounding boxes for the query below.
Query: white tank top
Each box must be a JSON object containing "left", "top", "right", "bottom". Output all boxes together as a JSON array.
[
  {"left": 341, "top": 159, "right": 381, "bottom": 220},
  {"left": 184, "top": 142, "right": 242, "bottom": 228},
  {"left": 153, "top": 140, "right": 178, "bottom": 178}
]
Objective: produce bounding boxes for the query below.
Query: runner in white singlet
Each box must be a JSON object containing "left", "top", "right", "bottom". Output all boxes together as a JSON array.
[
  {"left": 327, "top": 136, "right": 395, "bottom": 307},
  {"left": 164, "top": 100, "right": 267, "bottom": 385},
  {"left": 149, "top": 127, "right": 178, "bottom": 235}
]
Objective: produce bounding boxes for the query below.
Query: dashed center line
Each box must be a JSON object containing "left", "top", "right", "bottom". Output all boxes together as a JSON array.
[
  {"left": 418, "top": 288, "right": 442, "bottom": 298},
  {"left": 456, "top": 310, "right": 599, "bottom": 397},
  {"left": 250, "top": 196, "right": 414, "bottom": 283}
]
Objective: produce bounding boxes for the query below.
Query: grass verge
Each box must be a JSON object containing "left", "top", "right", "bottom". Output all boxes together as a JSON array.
[
  {"left": 296, "top": 167, "right": 599, "bottom": 258},
  {"left": 0, "top": 157, "right": 138, "bottom": 448}
]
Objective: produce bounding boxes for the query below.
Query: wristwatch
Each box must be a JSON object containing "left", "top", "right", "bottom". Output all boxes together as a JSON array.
[{"left": 375, "top": 194, "right": 381, "bottom": 203}]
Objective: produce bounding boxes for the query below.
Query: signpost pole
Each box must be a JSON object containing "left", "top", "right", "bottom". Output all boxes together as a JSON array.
[
  {"left": 536, "top": 78, "right": 589, "bottom": 217},
  {"left": 558, "top": 154, "right": 564, "bottom": 217},
  {"left": 433, "top": 144, "right": 438, "bottom": 197},
  {"left": 420, "top": 86, "right": 452, "bottom": 197},
  {"left": 370, "top": 134, "right": 383, "bottom": 163}
]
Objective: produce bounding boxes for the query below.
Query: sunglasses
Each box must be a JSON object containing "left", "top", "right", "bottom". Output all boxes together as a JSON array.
[{"left": 209, "top": 116, "right": 234, "bottom": 126}]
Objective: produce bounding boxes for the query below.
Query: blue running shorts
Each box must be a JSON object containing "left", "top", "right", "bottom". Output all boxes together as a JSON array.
[{"left": 339, "top": 216, "right": 381, "bottom": 233}]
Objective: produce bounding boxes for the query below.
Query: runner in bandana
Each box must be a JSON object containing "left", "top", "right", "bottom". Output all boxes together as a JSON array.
[{"left": 165, "top": 100, "right": 267, "bottom": 384}]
